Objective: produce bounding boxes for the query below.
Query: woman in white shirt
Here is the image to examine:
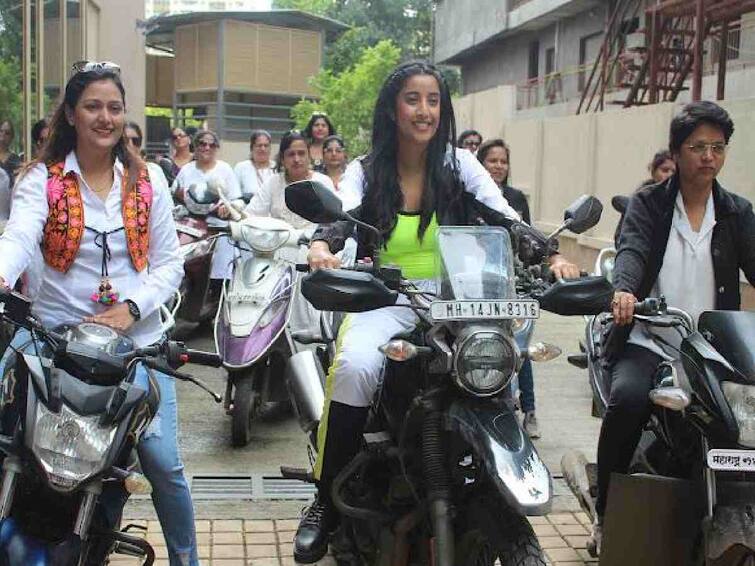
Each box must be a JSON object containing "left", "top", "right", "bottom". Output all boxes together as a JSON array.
[
  {"left": 246, "top": 129, "right": 336, "bottom": 229},
  {"left": 0, "top": 62, "right": 198, "bottom": 566},
  {"left": 172, "top": 130, "right": 242, "bottom": 281},
  {"left": 234, "top": 129, "right": 275, "bottom": 201}
]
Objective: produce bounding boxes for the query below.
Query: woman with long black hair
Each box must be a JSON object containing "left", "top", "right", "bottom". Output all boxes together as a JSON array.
[{"left": 292, "top": 60, "right": 580, "bottom": 563}]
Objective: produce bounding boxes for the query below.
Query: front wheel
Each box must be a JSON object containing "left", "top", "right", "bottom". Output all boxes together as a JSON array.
[
  {"left": 456, "top": 495, "right": 546, "bottom": 566},
  {"left": 231, "top": 375, "right": 258, "bottom": 447}
]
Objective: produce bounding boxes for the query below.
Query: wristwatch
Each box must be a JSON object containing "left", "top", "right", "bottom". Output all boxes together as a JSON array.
[{"left": 125, "top": 299, "right": 141, "bottom": 321}]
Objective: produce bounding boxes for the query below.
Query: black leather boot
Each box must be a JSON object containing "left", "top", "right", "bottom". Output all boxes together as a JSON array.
[{"left": 293, "top": 401, "right": 368, "bottom": 563}]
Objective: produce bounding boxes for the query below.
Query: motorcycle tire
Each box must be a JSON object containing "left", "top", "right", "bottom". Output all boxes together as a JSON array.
[
  {"left": 231, "top": 376, "right": 257, "bottom": 447},
  {"left": 456, "top": 495, "right": 547, "bottom": 566}
]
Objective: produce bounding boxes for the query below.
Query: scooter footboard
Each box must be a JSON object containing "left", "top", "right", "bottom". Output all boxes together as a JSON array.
[{"left": 445, "top": 400, "right": 552, "bottom": 515}]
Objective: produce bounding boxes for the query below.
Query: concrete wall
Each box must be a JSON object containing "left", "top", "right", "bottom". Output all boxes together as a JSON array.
[{"left": 467, "top": 98, "right": 755, "bottom": 273}]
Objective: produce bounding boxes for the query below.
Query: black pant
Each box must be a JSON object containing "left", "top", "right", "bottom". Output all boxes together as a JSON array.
[{"left": 595, "top": 344, "right": 662, "bottom": 517}]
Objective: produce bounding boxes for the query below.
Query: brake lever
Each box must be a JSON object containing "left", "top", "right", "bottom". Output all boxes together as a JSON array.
[{"left": 142, "top": 358, "right": 222, "bottom": 403}]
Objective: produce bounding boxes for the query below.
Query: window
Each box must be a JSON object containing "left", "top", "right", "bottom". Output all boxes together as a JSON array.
[{"left": 528, "top": 40, "right": 540, "bottom": 80}]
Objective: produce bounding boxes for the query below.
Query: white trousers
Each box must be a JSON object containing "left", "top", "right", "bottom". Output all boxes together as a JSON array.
[{"left": 327, "top": 278, "right": 433, "bottom": 407}]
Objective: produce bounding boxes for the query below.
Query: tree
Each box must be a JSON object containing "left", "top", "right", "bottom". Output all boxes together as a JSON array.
[
  {"left": 291, "top": 40, "right": 400, "bottom": 156},
  {"left": 273, "top": 0, "right": 436, "bottom": 74},
  {"left": 0, "top": 0, "right": 23, "bottom": 150}
]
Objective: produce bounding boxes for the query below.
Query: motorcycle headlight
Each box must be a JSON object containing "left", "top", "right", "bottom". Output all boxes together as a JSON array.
[
  {"left": 454, "top": 329, "right": 517, "bottom": 396},
  {"left": 722, "top": 382, "right": 755, "bottom": 448},
  {"left": 240, "top": 226, "right": 289, "bottom": 253},
  {"left": 31, "top": 402, "right": 117, "bottom": 490}
]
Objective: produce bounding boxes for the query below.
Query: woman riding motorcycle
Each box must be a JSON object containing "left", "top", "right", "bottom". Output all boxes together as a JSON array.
[
  {"left": 591, "top": 101, "right": 755, "bottom": 556},
  {"left": 0, "top": 62, "right": 198, "bottom": 566},
  {"left": 292, "top": 60, "right": 580, "bottom": 564}
]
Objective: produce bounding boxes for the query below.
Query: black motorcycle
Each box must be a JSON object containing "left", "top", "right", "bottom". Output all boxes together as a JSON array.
[
  {"left": 0, "top": 288, "right": 222, "bottom": 565},
  {"left": 281, "top": 181, "right": 612, "bottom": 566},
  {"left": 565, "top": 296, "right": 755, "bottom": 565}
]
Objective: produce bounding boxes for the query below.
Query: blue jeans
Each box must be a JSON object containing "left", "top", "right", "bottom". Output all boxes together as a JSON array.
[
  {"left": 0, "top": 329, "right": 198, "bottom": 566},
  {"left": 519, "top": 358, "right": 536, "bottom": 413}
]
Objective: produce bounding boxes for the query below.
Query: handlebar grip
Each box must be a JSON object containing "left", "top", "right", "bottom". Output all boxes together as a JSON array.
[
  {"left": 634, "top": 298, "right": 660, "bottom": 316},
  {"left": 184, "top": 349, "right": 223, "bottom": 367},
  {"left": 349, "top": 262, "right": 375, "bottom": 273},
  {"left": 296, "top": 263, "right": 310, "bottom": 273}
]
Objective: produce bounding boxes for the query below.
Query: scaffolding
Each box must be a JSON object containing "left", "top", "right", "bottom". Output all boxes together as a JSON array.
[{"left": 577, "top": 0, "right": 755, "bottom": 113}]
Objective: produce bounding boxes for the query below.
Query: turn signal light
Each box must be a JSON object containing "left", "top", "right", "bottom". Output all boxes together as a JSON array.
[
  {"left": 527, "top": 342, "right": 562, "bottom": 362},
  {"left": 650, "top": 387, "right": 690, "bottom": 412},
  {"left": 125, "top": 472, "right": 153, "bottom": 495},
  {"left": 379, "top": 340, "right": 418, "bottom": 362}
]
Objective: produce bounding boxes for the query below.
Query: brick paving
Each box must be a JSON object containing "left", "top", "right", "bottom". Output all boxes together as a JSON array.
[{"left": 111, "top": 511, "right": 598, "bottom": 566}]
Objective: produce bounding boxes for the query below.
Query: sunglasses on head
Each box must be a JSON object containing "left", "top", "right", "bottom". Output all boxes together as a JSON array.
[{"left": 71, "top": 60, "right": 121, "bottom": 76}]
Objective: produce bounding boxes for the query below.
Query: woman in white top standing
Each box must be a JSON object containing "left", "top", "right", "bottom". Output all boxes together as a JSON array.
[
  {"left": 234, "top": 129, "right": 275, "bottom": 201},
  {"left": 246, "top": 129, "right": 335, "bottom": 228},
  {"left": 0, "top": 61, "right": 198, "bottom": 565},
  {"left": 172, "top": 130, "right": 242, "bottom": 282}
]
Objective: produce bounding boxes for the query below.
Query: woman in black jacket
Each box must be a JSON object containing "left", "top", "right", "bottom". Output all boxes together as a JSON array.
[{"left": 590, "top": 101, "right": 755, "bottom": 556}]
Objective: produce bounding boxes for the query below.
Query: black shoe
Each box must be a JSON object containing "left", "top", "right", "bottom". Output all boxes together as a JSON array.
[{"left": 293, "top": 495, "right": 338, "bottom": 563}]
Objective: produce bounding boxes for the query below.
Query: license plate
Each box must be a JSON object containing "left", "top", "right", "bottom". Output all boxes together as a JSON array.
[
  {"left": 707, "top": 449, "right": 755, "bottom": 472},
  {"left": 176, "top": 224, "right": 204, "bottom": 238},
  {"left": 430, "top": 300, "right": 540, "bottom": 321}
]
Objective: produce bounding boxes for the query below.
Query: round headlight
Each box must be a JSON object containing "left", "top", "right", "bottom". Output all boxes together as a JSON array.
[
  {"left": 241, "top": 226, "right": 289, "bottom": 252},
  {"left": 454, "top": 329, "right": 517, "bottom": 396}
]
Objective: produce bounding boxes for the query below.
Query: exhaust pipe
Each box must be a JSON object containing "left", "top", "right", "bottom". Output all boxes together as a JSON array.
[{"left": 285, "top": 350, "right": 325, "bottom": 433}]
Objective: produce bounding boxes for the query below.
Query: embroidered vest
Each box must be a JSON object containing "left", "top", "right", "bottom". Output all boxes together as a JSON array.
[{"left": 43, "top": 162, "right": 153, "bottom": 273}]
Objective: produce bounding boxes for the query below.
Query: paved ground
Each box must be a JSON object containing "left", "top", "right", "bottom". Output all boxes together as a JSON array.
[{"left": 121, "top": 312, "right": 602, "bottom": 565}]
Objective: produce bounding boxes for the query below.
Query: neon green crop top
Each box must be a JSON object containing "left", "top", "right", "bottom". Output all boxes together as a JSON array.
[{"left": 380, "top": 212, "right": 439, "bottom": 280}]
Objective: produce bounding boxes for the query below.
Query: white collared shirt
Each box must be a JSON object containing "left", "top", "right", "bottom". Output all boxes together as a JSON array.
[
  {"left": 171, "top": 160, "right": 241, "bottom": 201},
  {"left": 0, "top": 167, "right": 9, "bottom": 222},
  {"left": 336, "top": 146, "right": 521, "bottom": 221},
  {"left": 234, "top": 159, "right": 275, "bottom": 199},
  {"left": 0, "top": 152, "right": 183, "bottom": 347},
  {"left": 629, "top": 190, "right": 717, "bottom": 358},
  {"left": 245, "top": 171, "right": 338, "bottom": 230}
]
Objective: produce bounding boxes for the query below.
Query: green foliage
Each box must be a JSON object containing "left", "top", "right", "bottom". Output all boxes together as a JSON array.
[
  {"left": 273, "top": 0, "right": 436, "bottom": 73},
  {"left": 0, "top": 0, "right": 22, "bottom": 149},
  {"left": 291, "top": 40, "right": 400, "bottom": 156}
]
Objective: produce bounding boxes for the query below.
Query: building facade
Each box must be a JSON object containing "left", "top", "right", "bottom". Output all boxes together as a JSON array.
[
  {"left": 435, "top": 0, "right": 755, "bottom": 121},
  {"left": 17, "top": 0, "right": 146, "bottom": 157},
  {"left": 146, "top": 0, "right": 269, "bottom": 18}
]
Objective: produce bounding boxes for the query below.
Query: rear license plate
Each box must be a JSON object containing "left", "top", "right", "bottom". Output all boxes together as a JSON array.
[
  {"left": 707, "top": 449, "right": 755, "bottom": 472},
  {"left": 429, "top": 300, "right": 540, "bottom": 321}
]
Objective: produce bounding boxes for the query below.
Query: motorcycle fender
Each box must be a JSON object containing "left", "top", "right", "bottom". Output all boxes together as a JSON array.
[
  {"left": 445, "top": 400, "right": 552, "bottom": 515},
  {"left": 704, "top": 504, "right": 755, "bottom": 560}
]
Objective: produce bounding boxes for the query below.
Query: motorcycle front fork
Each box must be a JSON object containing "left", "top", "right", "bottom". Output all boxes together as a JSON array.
[
  {"left": 0, "top": 456, "right": 102, "bottom": 542},
  {"left": 702, "top": 437, "right": 716, "bottom": 519}
]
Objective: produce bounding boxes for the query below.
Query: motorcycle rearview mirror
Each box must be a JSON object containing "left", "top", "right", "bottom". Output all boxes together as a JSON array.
[
  {"left": 548, "top": 195, "right": 604, "bottom": 239},
  {"left": 649, "top": 386, "right": 690, "bottom": 412},
  {"left": 285, "top": 180, "right": 346, "bottom": 224}
]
